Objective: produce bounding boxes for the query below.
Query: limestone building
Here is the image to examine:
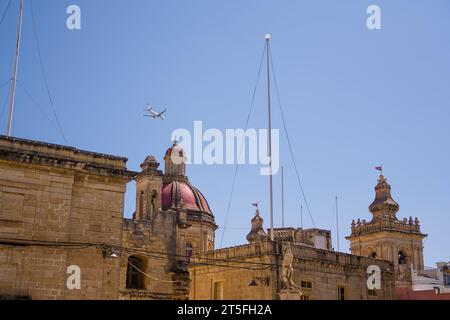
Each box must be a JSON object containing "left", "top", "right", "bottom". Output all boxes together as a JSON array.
[
  {"left": 0, "top": 135, "right": 133, "bottom": 299},
  {"left": 346, "top": 174, "right": 427, "bottom": 298},
  {"left": 189, "top": 208, "right": 395, "bottom": 300},
  {"left": 119, "top": 141, "right": 217, "bottom": 299},
  {"left": 0, "top": 134, "right": 443, "bottom": 300},
  {"left": 0, "top": 136, "right": 216, "bottom": 300}
]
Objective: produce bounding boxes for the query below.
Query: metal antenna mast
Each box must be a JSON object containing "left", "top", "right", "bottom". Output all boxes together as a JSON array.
[
  {"left": 265, "top": 34, "right": 274, "bottom": 241},
  {"left": 335, "top": 195, "right": 340, "bottom": 252},
  {"left": 7, "top": 0, "right": 24, "bottom": 136},
  {"left": 281, "top": 165, "right": 285, "bottom": 228}
]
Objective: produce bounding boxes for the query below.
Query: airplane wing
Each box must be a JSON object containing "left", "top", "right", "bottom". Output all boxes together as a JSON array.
[
  {"left": 160, "top": 109, "right": 167, "bottom": 115},
  {"left": 160, "top": 114, "right": 165, "bottom": 120}
]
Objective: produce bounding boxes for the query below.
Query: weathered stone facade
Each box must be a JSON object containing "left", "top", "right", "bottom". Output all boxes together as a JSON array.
[
  {"left": 346, "top": 175, "right": 427, "bottom": 297},
  {"left": 0, "top": 135, "right": 133, "bottom": 299},
  {"left": 0, "top": 136, "right": 217, "bottom": 300},
  {"left": 189, "top": 241, "right": 395, "bottom": 300},
  {"left": 0, "top": 135, "right": 435, "bottom": 300}
]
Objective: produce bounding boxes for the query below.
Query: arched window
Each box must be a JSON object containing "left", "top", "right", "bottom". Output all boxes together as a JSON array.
[
  {"left": 398, "top": 251, "right": 407, "bottom": 265},
  {"left": 370, "top": 252, "right": 377, "bottom": 259},
  {"left": 138, "top": 191, "right": 144, "bottom": 220},
  {"left": 150, "top": 190, "right": 157, "bottom": 216},
  {"left": 126, "top": 256, "right": 146, "bottom": 289},
  {"left": 185, "top": 242, "right": 193, "bottom": 263}
]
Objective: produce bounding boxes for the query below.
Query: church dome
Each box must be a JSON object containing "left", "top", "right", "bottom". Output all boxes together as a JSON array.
[{"left": 161, "top": 180, "right": 212, "bottom": 215}]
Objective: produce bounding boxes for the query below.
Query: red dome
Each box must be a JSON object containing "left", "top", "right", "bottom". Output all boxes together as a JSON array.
[{"left": 162, "top": 180, "right": 212, "bottom": 214}]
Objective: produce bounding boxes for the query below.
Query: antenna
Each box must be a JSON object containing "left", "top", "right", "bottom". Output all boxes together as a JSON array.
[
  {"left": 281, "top": 165, "right": 285, "bottom": 228},
  {"left": 299, "top": 204, "right": 303, "bottom": 229},
  {"left": 265, "top": 33, "right": 274, "bottom": 241},
  {"left": 335, "top": 195, "right": 340, "bottom": 252},
  {"left": 6, "top": 0, "right": 24, "bottom": 136}
]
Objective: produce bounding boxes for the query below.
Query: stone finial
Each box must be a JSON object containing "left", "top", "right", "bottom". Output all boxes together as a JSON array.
[
  {"left": 357, "top": 219, "right": 361, "bottom": 226},
  {"left": 140, "top": 155, "right": 160, "bottom": 173},
  {"left": 414, "top": 217, "right": 420, "bottom": 225},
  {"left": 246, "top": 208, "right": 268, "bottom": 243},
  {"left": 351, "top": 220, "right": 356, "bottom": 228},
  {"left": 409, "top": 216, "right": 413, "bottom": 225},
  {"left": 369, "top": 175, "right": 399, "bottom": 220}
]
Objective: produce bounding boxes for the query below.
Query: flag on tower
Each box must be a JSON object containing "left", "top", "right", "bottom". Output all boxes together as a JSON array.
[
  {"left": 252, "top": 202, "right": 258, "bottom": 208},
  {"left": 375, "top": 166, "right": 382, "bottom": 171}
]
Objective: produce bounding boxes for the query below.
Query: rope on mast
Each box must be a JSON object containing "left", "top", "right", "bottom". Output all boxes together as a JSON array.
[
  {"left": 219, "top": 42, "right": 266, "bottom": 248},
  {"left": 16, "top": 79, "right": 64, "bottom": 137},
  {"left": 268, "top": 46, "right": 316, "bottom": 228},
  {"left": 29, "top": 0, "right": 69, "bottom": 144},
  {"left": 0, "top": 0, "right": 12, "bottom": 26}
]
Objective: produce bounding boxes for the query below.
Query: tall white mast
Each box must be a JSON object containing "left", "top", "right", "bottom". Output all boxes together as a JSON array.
[
  {"left": 265, "top": 33, "right": 274, "bottom": 241},
  {"left": 335, "top": 195, "right": 340, "bottom": 252},
  {"left": 281, "top": 165, "right": 285, "bottom": 228},
  {"left": 7, "top": 0, "right": 24, "bottom": 136}
]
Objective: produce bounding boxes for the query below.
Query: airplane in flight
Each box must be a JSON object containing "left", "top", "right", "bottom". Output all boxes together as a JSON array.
[{"left": 144, "top": 104, "right": 167, "bottom": 120}]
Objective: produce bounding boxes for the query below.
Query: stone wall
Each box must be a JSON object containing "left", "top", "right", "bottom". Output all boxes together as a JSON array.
[
  {"left": 189, "top": 241, "right": 395, "bottom": 300},
  {"left": 0, "top": 136, "right": 133, "bottom": 299}
]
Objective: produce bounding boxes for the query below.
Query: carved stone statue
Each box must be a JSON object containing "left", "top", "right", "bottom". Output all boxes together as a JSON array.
[{"left": 280, "top": 243, "right": 302, "bottom": 291}]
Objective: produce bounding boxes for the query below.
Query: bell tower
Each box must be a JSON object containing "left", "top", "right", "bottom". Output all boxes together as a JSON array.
[
  {"left": 164, "top": 139, "right": 186, "bottom": 177},
  {"left": 346, "top": 174, "right": 427, "bottom": 278},
  {"left": 135, "top": 155, "right": 163, "bottom": 221}
]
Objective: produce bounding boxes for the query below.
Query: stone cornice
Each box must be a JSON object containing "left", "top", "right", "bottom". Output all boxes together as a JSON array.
[{"left": 0, "top": 135, "right": 138, "bottom": 180}]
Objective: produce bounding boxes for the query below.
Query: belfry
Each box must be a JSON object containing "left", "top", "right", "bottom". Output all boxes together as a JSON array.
[{"left": 346, "top": 174, "right": 427, "bottom": 292}]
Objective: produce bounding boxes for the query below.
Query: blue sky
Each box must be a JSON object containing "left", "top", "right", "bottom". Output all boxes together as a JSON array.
[{"left": 0, "top": 0, "right": 449, "bottom": 266}]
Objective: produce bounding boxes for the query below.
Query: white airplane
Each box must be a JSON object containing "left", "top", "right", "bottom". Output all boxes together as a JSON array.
[{"left": 144, "top": 104, "right": 167, "bottom": 120}]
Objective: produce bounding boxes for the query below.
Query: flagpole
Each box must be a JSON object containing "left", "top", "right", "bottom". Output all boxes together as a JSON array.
[
  {"left": 335, "top": 196, "right": 340, "bottom": 252},
  {"left": 281, "top": 165, "right": 284, "bottom": 228},
  {"left": 265, "top": 33, "right": 274, "bottom": 241},
  {"left": 7, "top": 0, "right": 24, "bottom": 136}
]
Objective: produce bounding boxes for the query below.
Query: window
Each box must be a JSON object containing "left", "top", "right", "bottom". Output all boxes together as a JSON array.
[
  {"left": 185, "top": 242, "right": 193, "bottom": 263},
  {"left": 301, "top": 281, "right": 313, "bottom": 289},
  {"left": 338, "top": 286, "right": 346, "bottom": 300},
  {"left": 398, "top": 251, "right": 407, "bottom": 265},
  {"left": 370, "top": 252, "right": 377, "bottom": 259},
  {"left": 149, "top": 190, "right": 158, "bottom": 218},
  {"left": 444, "top": 273, "right": 450, "bottom": 287},
  {"left": 126, "top": 256, "right": 146, "bottom": 289},
  {"left": 368, "top": 289, "right": 377, "bottom": 297},
  {"left": 300, "top": 295, "right": 310, "bottom": 300},
  {"left": 138, "top": 191, "right": 144, "bottom": 220},
  {"left": 213, "top": 281, "right": 224, "bottom": 300}
]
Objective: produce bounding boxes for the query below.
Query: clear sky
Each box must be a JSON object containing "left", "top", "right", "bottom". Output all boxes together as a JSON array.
[{"left": 0, "top": 0, "right": 449, "bottom": 266}]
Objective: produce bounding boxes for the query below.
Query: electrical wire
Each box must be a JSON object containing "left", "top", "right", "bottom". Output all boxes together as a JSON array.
[
  {"left": 0, "top": 0, "right": 12, "bottom": 26},
  {"left": 219, "top": 42, "right": 267, "bottom": 248},
  {"left": 0, "top": 237, "right": 276, "bottom": 269},
  {"left": 0, "top": 79, "right": 11, "bottom": 90},
  {"left": 0, "top": 81, "right": 11, "bottom": 128},
  {"left": 29, "top": 0, "right": 68, "bottom": 144},
  {"left": 127, "top": 261, "right": 180, "bottom": 283},
  {"left": 16, "top": 79, "right": 65, "bottom": 137},
  {"left": 268, "top": 46, "right": 316, "bottom": 227}
]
